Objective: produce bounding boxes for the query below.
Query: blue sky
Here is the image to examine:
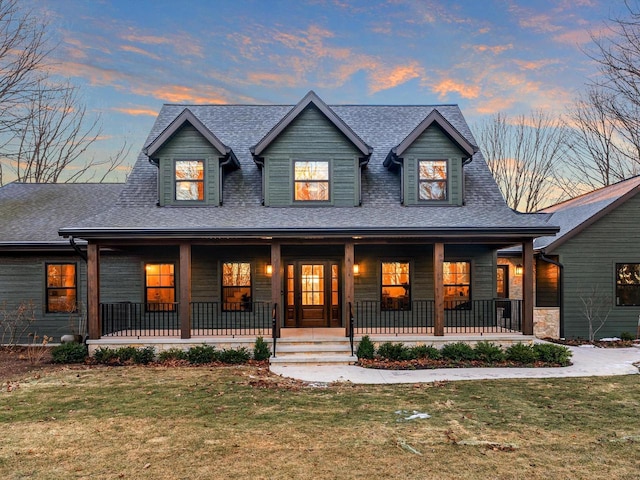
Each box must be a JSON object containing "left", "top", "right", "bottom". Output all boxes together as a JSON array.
[{"left": 31, "top": 0, "right": 628, "bottom": 178}]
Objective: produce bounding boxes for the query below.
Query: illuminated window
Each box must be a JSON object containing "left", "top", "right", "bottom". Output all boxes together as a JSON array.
[
  {"left": 294, "top": 160, "right": 329, "bottom": 201},
  {"left": 175, "top": 160, "right": 204, "bottom": 201},
  {"left": 497, "top": 265, "right": 509, "bottom": 299},
  {"left": 222, "top": 262, "right": 252, "bottom": 311},
  {"left": 145, "top": 263, "right": 175, "bottom": 311},
  {"left": 419, "top": 160, "right": 447, "bottom": 200},
  {"left": 444, "top": 261, "right": 470, "bottom": 309},
  {"left": 46, "top": 264, "right": 77, "bottom": 313},
  {"left": 616, "top": 263, "right": 640, "bottom": 306},
  {"left": 381, "top": 262, "right": 410, "bottom": 311}
]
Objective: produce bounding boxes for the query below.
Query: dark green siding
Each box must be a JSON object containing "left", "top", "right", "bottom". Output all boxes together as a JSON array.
[
  {"left": 262, "top": 105, "right": 361, "bottom": 207},
  {"left": 554, "top": 192, "right": 640, "bottom": 338},
  {"left": 155, "top": 124, "right": 223, "bottom": 206},
  {"left": 0, "top": 254, "right": 87, "bottom": 343},
  {"left": 402, "top": 124, "right": 466, "bottom": 206}
]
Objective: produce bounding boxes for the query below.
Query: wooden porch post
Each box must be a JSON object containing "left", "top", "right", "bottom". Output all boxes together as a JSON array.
[
  {"left": 87, "top": 242, "right": 100, "bottom": 340},
  {"left": 344, "top": 242, "right": 354, "bottom": 337},
  {"left": 179, "top": 243, "right": 191, "bottom": 339},
  {"left": 522, "top": 239, "right": 534, "bottom": 335},
  {"left": 271, "top": 241, "right": 281, "bottom": 337},
  {"left": 433, "top": 242, "right": 444, "bottom": 336}
]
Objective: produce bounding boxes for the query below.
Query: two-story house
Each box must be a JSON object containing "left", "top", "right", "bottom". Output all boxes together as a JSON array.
[{"left": 1, "top": 91, "right": 558, "bottom": 354}]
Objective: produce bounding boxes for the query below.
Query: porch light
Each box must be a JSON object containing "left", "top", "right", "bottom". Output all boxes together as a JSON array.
[
  {"left": 515, "top": 264, "right": 523, "bottom": 276},
  {"left": 265, "top": 264, "right": 273, "bottom": 276},
  {"left": 353, "top": 264, "right": 360, "bottom": 276}
]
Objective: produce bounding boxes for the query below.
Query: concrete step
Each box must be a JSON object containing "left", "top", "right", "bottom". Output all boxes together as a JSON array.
[
  {"left": 270, "top": 353, "right": 357, "bottom": 366},
  {"left": 275, "top": 343, "right": 352, "bottom": 355}
]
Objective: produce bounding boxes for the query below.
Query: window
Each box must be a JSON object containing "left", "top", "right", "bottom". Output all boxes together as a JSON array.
[
  {"left": 616, "top": 263, "right": 640, "bottom": 306},
  {"left": 222, "top": 262, "right": 252, "bottom": 311},
  {"left": 381, "top": 262, "right": 410, "bottom": 310},
  {"left": 145, "top": 263, "right": 175, "bottom": 311},
  {"left": 419, "top": 160, "right": 447, "bottom": 200},
  {"left": 46, "top": 263, "right": 77, "bottom": 313},
  {"left": 294, "top": 160, "right": 329, "bottom": 201},
  {"left": 444, "top": 261, "right": 470, "bottom": 309},
  {"left": 175, "top": 160, "right": 204, "bottom": 201},
  {"left": 536, "top": 257, "right": 560, "bottom": 307},
  {"left": 497, "top": 265, "right": 509, "bottom": 299}
]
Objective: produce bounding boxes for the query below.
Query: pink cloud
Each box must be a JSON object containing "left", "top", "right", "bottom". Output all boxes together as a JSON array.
[
  {"left": 513, "top": 58, "right": 560, "bottom": 70},
  {"left": 472, "top": 44, "right": 513, "bottom": 55},
  {"left": 552, "top": 29, "right": 593, "bottom": 46},
  {"left": 111, "top": 107, "right": 158, "bottom": 116},
  {"left": 431, "top": 79, "right": 480, "bottom": 99},
  {"left": 120, "top": 45, "right": 161, "bottom": 60},
  {"left": 120, "top": 34, "right": 173, "bottom": 45},
  {"left": 369, "top": 62, "right": 424, "bottom": 93}
]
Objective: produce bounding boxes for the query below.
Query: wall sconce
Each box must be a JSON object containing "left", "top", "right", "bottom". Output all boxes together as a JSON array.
[
  {"left": 265, "top": 264, "right": 273, "bottom": 276},
  {"left": 353, "top": 264, "right": 360, "bottom": 276},
  {"left": 515, "top": 264, "right": 523, "bottom": 276}
]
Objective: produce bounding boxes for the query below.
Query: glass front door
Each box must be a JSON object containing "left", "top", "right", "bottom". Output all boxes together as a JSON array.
[{"left": 285, "top": 261, "right": 341, "bottom": 327}]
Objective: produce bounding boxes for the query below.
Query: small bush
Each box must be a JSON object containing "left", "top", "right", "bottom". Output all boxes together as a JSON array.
[
  {"left": 441, "top": 342, "right": 477, "bottom": 362},
  {"left": 114, "top": 346, "right": 138, "bottom": 363},
  {"left": 474, "top": 341, "right": 505, "bottom": 363},
  {"left": 620, "top": 331, "right": 636, "bottom": 341},
  {"left": 186, "top": 344, "right": 217, "bottom": 364},
  {"left": 356, "top": 336, "right": 375, "bottom": 360},
  {"left": 533, "top": 343, "right": 572, "bottom": 365},
  {"left": 93, "top": 346, "right": 118, "bottom": 364},
  {"left": 51, "top": 342, "right": 87, "bottom": 364},
  {"left": 158, "top": 348, "right": 188, "bottom": 362},
  {"left": 377, "top": 342, "right": 410, "bottom": 361},
  {"left": 253, "top": 337, "right": 271, "bottom": 361},
  {"left": 505, "top": 343, "right": 537, "bottom": 364},
  {"left": 218, "top": 347, "right": 250, "bottom": 364},
  {"left": 131, "top": 346, "right": 155, "bottom": 364}
]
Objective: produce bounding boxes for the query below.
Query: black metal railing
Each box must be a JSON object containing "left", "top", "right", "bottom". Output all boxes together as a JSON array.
[
  {"left": 191, "top": 301, "right": 271, "bottom": 335},
  {"left": 101, "top": 302, "right": 179, "bottom": 337},
  {"left": 349, "top": 302, "right": 354, "bottom": 355},
  {"left": 353, "top": 299, "right": 523, "bottom": 335},
  {"left": 271, "top": 303, "right": 278, "bottom": 358}
]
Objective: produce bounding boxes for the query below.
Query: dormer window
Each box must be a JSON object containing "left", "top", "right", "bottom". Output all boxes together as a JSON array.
[
  {"left": 175, "top": 160, "right": 204, "bottom": 201},
  {"left": 294, "top": 160, "right": 329, "bottom": 201},
  {"left": 419, "top": 160, "right": 447, "bottom": 201}
]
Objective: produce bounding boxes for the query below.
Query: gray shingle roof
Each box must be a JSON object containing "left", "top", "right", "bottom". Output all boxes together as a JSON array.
[
  {"left": 534, "top": 175, "right": 640, "bottom": 251},
  {"left": 58, "top": 102, "right": 557, "bottom": 240},
  {"left": 0, "top": 183, "right": 123, "bottom": 246}
]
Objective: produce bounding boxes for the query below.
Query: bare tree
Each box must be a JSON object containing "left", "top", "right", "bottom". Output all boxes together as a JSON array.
[
  {"left": 588, "top": 1, "right": 640, "bottom": 172},
  {"left": 0, "top": 0, "right": 130, "bottom": 185},
  {"left": 578, "top": 283, "right": 612, "bottom": 342},
  {"left": 566, "top": 87, "right": 638, "bottom": 190},
  {"left": 474, "top": 111, "right": 572, "bottom": 212}
]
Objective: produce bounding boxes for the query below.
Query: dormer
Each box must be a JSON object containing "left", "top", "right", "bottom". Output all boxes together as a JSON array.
[
  {"left": 143, "top": 108, "right": 239, "bottom": 206},
  {"left": 384, "top": 109, "right": 477, "bottom": 206},
  {"left": 251, "top": 91, "right": 372, "bottom": 207}
]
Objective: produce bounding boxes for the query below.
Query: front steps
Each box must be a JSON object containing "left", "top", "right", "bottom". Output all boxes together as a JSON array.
[{"left": 270, "top": 328, "right": 357, "bottom": 366}]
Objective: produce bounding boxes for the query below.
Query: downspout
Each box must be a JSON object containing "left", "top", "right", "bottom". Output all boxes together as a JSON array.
[
  {"left": 538, "top": 251, "right": 565, "bottom": 338},
  {"left": 386, "top": 155, "right": 404, "bottom": 205},
  {"left": 219, "top": 153, "right": 237, "bottom": 206},
  {"left": 254, "top": 157, "right": 265, "bottom": 205},
  {"left": 69, "top": 236, "right": 87, "bottom": 262}
]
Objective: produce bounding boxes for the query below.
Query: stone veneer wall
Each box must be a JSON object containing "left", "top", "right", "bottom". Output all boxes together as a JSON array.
[{"left": 534, "top": 308, "right": 560, "bottom": 339}]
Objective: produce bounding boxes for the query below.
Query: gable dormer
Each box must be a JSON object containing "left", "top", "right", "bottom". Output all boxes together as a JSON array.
[
  {"left": 143, "top": 108, "right": 239, "bottom": 207},
  {"left": 251, "top": 91, "right": 372, "bottom": 207},
  {"left": 384, "top": 109, "right": 477, "bottom": 206}
]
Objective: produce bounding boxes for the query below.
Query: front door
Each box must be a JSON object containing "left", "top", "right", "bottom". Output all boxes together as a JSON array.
[{"left": 285, "top": 261, "right": 341, "bottom": 327}]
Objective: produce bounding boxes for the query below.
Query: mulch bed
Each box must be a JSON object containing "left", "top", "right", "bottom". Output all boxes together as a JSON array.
[
  {"left": 544, "top": 337, "right": 640, "bottom": 348},
  {"left": 357, "top": 358, "right": 568, "bottom": 370}
]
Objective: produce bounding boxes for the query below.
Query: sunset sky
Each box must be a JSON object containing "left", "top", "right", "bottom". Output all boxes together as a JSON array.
[{"left": 31, "top": 0, "right": 629, "bottom": 178}]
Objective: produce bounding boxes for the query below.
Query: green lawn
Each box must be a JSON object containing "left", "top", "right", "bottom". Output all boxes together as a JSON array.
[{"left": 1, "top": 365, "right": 639, "bottom": 479}]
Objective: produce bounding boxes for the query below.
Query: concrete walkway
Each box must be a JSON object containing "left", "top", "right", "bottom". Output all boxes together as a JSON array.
[{"left": 269, "top": 345, "right": 640, "bottom": 384}]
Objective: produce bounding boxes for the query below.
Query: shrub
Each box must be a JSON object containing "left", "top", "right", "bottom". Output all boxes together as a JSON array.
[
  {"left": 376, "top": 342, "right": 410, "bottom": 361},
  {"left": 533, "top": 343, "right": 572, "bottom": 366},
  {"left": 441, "top": 342, "right": 477, "bottom": 362},
  {"left": 114, "top": 346, "right": 138, "bottom": 363},
  {"left": 93, "top": 346, "right": 118, "bottom": 364},
  {"left": 505, "top": 343, "right": 537, "bottom": 364},
  {"left": 158, "top": 348, "right": 188, "bottom": 362},
  {"left": 218, "top": 347, "right": 250, "bottom": 364},
  {"left": 620, "top": 331, "right": 636, "bottom": 341},
  {"left": 186, "top": 344, "right": 217, "bottom": 364},
  {"left": 253, "top": 337, "right": 271, "bottom": 361},
  {"left": 406, "top": 344, "right": 441, "bottom": 360},
  {"left": 51, "top": 342, "right": 87, "bottom": 364},
  {"left": 131, "top": 346, "right": 155, "bottom": 364},
  {"left": 356, "top": 336, "right": 375, "bottom": 360},
  {"left": 474, "top": 341, "right": 505, "bottom": 363}
]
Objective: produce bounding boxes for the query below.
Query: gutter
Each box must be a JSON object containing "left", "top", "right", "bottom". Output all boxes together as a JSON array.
[
  {"left": 69, "top": 236, "right": 88, "bottom": 262},
  {"left": 539, "top": 251, "right": 564, "bottom": 338}
]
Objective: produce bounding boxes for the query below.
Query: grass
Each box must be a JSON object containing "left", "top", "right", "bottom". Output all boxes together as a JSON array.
[{"left": 1, "top": 365, "right": 640, "bottom": 479}]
